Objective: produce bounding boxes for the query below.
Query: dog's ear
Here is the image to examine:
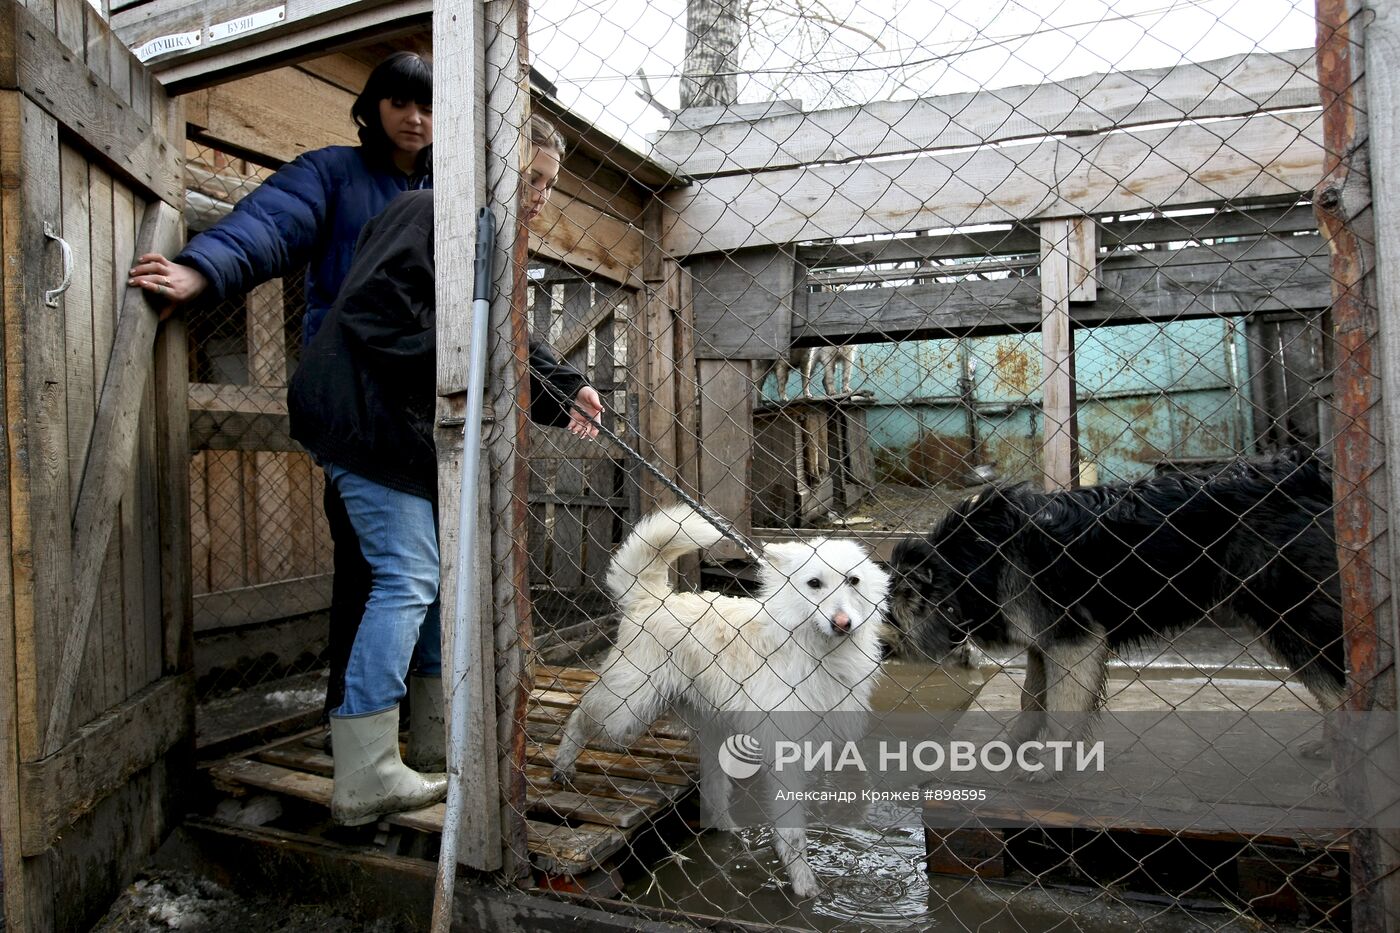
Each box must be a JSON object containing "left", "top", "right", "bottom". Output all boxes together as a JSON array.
[
  {"left": 890, "top": 537, "right": 936, "bottom": 572},
  {"left": 762, "top": 541, "right": 809, "bottom": 573}
]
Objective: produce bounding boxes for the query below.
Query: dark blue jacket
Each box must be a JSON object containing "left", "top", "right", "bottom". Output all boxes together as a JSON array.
[{"left": 175, "top": 145, "right": 431, "bottom": 345}]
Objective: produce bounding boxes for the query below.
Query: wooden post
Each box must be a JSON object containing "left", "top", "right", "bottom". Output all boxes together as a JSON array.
[
  {"left": 432, "top": 0, "right": 501, "bottom": 888},
  {"left": 1316, "top": 1, "right": 1400, "bottom": 927},
  {"left": 1039, "top": 218, "right": 1079, "bottom": 491}
]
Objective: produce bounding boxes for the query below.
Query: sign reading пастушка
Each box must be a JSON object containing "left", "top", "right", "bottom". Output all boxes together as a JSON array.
[{"left": 692, "top": 710, "right": 1400, "bottom": 832}]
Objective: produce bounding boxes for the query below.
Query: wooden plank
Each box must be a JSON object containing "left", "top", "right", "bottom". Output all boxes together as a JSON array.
[
  {"left": 1067, "top": 216, "right": 1098, "bottom": 303},
  {"left": 662, "top": 110, "right": 1326, "bottom": 257},
  {"left": 0, "top": 2, "right": 182, "bottom": 208},
  {"left": 258, "top": 745, "right": 662, "bottom": 830},
  {"left": 137, "top": 339, "right": 166, "bottom": 683},
  {"left": 59, "top": 143, "right": 104, "bottom": 728},
  {"left": 793, "top": 205, "right": 1318, "bottom": 270},
  {"left": 54, "top": 0, "right": 84, "bottom": 57},
  {"left": 246, "top": 277, "right": 286, "bottom": 388},
  {"left": 1040, "top": 219, "right": 1077, "bottom": 491},
  {"left": 189, "top": 450, "right": 211, "bottom": 594},
  {"left": 114, "top": 0, "right": 433, "bottom": 95},
  {"left": 555, "top": 156, "right": 647, "bottom": 227},
  {"left": 17, "top": 673, "right": 192, "bottom": 855},
  {"left": 524, "top": 742, "right": 697, "bottom": 786},
  {"left": 4, "top": 94, "right": 69, "bottom": 764},
  {"left": 794, "top": 235, "right": 1332, "bottom": 344},
  {"left": 527, "top": 193, "right": 644, "bottom": 290},
  {"left": 196, "top": 68, "right": 357, "bottom": 166},
  {"left": 583, "top": 316, "right": 618, "bottom": 586},
  {"left": 84, "top": 1, "right": 110, "bottom": 87},
  {"left": 43, "top": 199, "right": 182, "bottom": 755},
  {"left": 525, "top": 719, "right": 697, "bottom": 764},
  {"left": 208, "top": 758, "right": 627, "bottom": 874},
  {"left": 654, "top": 49, "right": 1319, "bottom": 176},
  {"left": 284, "top": 450, "right": 316, "bottom": 579},
  {"left": 687, "top": 246, "right": 794, "bottom": 359},
  {"left": 115, "top": 182, "right": 149, "bottom": 704},
  {"left": 0, "top": 86, "right": 39, "bottom": 933},
  {"left": 697, "top": 360, "right": 754, "bottom": 552},
  {"left": 193, "top": 573, "right": 333, "bottom": 632}
]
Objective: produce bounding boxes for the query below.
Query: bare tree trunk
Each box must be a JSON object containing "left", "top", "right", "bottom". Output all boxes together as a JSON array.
[{"left": 681, "top": 0, "right": 744, "bottom": 109}]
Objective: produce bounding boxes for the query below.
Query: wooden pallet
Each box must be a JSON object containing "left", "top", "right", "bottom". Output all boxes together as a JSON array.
[{"left": 206, "top": 664, "right": 699, "bottom": 882}]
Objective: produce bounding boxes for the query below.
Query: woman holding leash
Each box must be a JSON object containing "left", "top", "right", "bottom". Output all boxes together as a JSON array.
[
  {"left": 127, "top": 51, "right": 434, "bottom": 723},
  {"left": 288, "top": 115, "right": 603, "bottom": 824}
]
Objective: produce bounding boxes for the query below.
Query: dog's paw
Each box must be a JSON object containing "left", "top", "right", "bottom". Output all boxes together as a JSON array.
[
  {"left": 551, "top": 766, "right": 575, "bottom": 786},
  {"left": 788, "top": 865, "right": 819, "bottom": 899}
]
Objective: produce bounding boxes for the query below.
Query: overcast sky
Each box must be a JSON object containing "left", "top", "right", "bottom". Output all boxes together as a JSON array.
[{"left": 530, "top": 0, "right": 1315, "bottom": 154}]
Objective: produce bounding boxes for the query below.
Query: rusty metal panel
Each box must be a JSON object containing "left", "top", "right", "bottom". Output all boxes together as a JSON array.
[{"left": 856, "top": 318, "right": 1253, "bottom": 488}]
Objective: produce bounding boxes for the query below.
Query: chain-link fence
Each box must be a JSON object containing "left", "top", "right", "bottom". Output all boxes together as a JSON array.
[
  {"left": 183, "top": 142, "right": 333, "bottom": 741},
  {"left": 173, "top": 0, "right": 1400, "bottom": 929},
  {"left": 497, "top": 0, "right": 1397, "bottom": 930}
]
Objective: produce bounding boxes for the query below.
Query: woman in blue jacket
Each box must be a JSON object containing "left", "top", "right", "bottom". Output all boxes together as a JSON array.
[{"left": 126, "top": 51, "right": 433, "bottom": 721}]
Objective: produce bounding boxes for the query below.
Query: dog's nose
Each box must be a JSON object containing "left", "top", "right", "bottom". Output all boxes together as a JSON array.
[{"left": 831, "top": 612, "right": 852, "bottom": 634}]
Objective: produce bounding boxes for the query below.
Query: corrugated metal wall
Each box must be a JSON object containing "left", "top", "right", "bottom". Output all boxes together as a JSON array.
[{"left": 766, "top": 319, "right": 1256, "bottom": 488}]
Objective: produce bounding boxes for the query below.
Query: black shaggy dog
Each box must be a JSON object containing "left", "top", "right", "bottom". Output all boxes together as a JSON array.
[{"left": 888, "top": 449, "right": 1344, "bottom": 747}]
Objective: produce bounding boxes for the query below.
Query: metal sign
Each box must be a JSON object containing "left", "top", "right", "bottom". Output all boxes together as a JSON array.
[
  {"left": 132, "top": 30, "right": 201, "bottom": 63},
  {"left": 208, "top": 6, "right": 286, "bottom": 43}
]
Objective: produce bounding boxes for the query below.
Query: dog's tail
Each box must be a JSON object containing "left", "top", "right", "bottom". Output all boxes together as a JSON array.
[{"left": 606, "top": 504, "right": 724, "bottom": 608}]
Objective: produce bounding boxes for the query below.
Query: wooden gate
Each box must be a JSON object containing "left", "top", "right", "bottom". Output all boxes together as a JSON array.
[{"left": 0, "top": 1, "right": 189, "bottom": 929}]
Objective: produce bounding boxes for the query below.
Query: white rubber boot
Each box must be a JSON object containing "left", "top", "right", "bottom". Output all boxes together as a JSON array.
[
  {"left": 404, "top": 675, "right": 446, "bottom": 772},
  {"left": 330, "top": 706, "right": 447, "bottom": 826}
]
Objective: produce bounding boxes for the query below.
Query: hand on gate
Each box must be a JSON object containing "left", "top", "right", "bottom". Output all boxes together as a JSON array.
[{"left": 128, "top": 253, "right": 208, "bottom": 317}]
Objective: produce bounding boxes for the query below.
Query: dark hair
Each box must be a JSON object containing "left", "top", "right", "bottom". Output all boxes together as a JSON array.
[
  {"left": 528, "top": 114, "right": 566, "bottom": 157},
  {"left": 352, "top": 51, "right": 433, "bottom": 157}
]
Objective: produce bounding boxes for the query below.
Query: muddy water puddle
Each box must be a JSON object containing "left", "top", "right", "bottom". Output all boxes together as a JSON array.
[{"left": 624, "top": 659, "right": 1310, "bottom": 931}]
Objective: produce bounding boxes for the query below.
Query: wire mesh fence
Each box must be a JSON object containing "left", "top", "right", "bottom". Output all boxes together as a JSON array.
[
  {"left": 183, "top": 142, "right": 333, "bottom": 707},
  {"left": 503, "top": 0, "right": 1389, "bottom": 930},
  {"left": 174, "top": 0, "right": 1400, "bottom": 929}
]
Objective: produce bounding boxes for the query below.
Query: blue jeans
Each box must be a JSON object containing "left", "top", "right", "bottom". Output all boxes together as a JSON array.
[{"left": 326, "top": 464, "right": 441, "bottom": 716}]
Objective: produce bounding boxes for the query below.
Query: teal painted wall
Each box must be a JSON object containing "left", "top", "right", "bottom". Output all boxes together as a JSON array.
[{"left": 760, "top": 319, "right": 1254, "bottom": 487}]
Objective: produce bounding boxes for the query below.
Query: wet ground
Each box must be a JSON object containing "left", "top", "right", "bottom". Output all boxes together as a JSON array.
[
  {"left": 622, "top": 634, "right": 1327, "bottom": 932},
  {"left": 91, "top": 870, "right": 402, "bottom": 933}
]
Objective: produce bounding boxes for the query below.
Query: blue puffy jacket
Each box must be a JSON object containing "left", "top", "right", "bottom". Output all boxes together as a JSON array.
[{"left": 175, "top": 145, "right": 431, "bottom": 346}]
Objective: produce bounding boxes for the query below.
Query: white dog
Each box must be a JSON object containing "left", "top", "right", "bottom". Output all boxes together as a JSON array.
[{"left": 552, "top": 504, "right": 890, "bottom": 898}]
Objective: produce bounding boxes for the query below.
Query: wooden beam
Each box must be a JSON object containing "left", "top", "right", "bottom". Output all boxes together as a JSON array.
[
  {"left": 431, "top": 0, "right": 499, "bottom": 887},
  {"left": 697, "top": 360, "right": 754, "bottom": 559},
  {"left": 18, "top": 673, "right": 192, "bottom": 855},
  {"left": 482, "top": 0, "right": 529, "bottom": 882},
  {"left": 191, "top": 66, "right": 358, "bottom": 165},
  {"left": 687, "top": 246, "right": 795, "bottom": 360},
  {"left": 794, "top": 235, "right": 1331, "bottom": 344},
  {"left": 154, "top": 318, "right": 193, "bottom": 675},
  {"left": 662, "top": 110, "right": 1324, "bottom": 257},
  {"left": 193, "top": 573, "right": 333, "bottom": 631},
  {"left": 43, "top": 201, "right": 184, "bottom": 756},
  {"left": 1039, "top": 219, "right": 1077, "bottom": 491},
  {"left": 112, "top": 0, "right": 432, "bottom": 95},
  {"left": 653, "top": 48, "right": 1320, "bottom": 176},
  {"left": 0, "top": 1, "right": 182, "bottom": 208},
  {"left": 794, "top": 204, "right": 1318, "bottom": 270},
  {"left": 527, "top": 193, "right": 643, "bottom": 290}
]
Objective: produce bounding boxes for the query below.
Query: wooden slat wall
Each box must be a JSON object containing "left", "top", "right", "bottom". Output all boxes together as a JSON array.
[{"left": 525, "top": 268, "right": 635, "bottom": 617}]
